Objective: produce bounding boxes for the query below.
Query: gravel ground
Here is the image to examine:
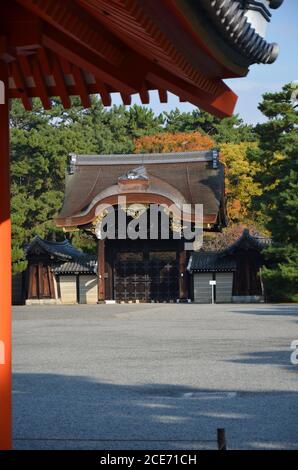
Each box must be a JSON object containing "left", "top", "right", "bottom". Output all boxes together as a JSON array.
[{"left": 13, "top": 303, "right": 298, "bottom": 450}]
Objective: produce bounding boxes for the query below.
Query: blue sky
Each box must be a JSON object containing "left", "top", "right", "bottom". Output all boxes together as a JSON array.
[
  {"left": 110, "top": 0, "right": 298, "bottom": 125},
  {"left": 225, "top": 0, "right": 298, "bottom": 124}
]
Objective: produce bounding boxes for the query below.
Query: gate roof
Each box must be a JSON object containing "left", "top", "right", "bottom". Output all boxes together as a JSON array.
[{"left": 55, "top": 150, "right": 226, "bottom": 228}]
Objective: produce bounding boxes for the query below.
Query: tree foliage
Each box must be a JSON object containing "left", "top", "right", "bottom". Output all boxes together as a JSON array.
[
  {"left": 10, "top": 98, "right": 261, "bottom": 274},
  {"left": 248, "top": 84, "right": 298, "bottom": 301},
  {"left": 220, "top": 142, "right": 262, "bottom": 223},
  {"left": 10, "top": 85, "right": 298, "bottom": 302},
  {"left": 164, "top": 108, "right": 255, "bottom": 143},
  {"left": 202, "top": 223, "right": 264, "bottom": 252},
  {"left": 134, "top": 131, "right": 215, "bottom": 153},
  {"left": 10, "top": 97, "right": 163, "bottom": 273}
]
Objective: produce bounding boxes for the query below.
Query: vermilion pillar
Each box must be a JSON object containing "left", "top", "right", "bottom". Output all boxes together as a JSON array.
[{"left": 0, "top": 63, "right": 12, "bottom": 450}]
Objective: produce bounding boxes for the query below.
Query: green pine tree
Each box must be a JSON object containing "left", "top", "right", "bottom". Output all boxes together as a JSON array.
[
  {"left": 164, "top": 108, "right": 255, "bottom": 143},
  {"left": 249, "top": 84, "right": 298, "bottom": 301}
]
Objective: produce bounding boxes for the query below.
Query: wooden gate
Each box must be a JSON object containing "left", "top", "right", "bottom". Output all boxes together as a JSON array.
[
  {"left": 28, "top": 263, "right": 55, "bottom": 299},
  {"left": 113, "top": 252, "right": 179, "bottom": 302}
]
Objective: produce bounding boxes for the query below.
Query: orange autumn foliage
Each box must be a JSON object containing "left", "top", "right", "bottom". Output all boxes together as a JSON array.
[{"left": 134, "top": 131, "right": 215, "bottom": 153}]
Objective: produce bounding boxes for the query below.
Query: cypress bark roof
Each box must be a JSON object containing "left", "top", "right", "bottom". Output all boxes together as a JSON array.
[{"left": 55, "top": 150, "right": 227, "bottom": 229}]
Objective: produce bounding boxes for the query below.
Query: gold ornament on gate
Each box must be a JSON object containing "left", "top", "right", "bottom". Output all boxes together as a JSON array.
[{"left": 125, "top": 203, "right": 148, "bottom": 219}]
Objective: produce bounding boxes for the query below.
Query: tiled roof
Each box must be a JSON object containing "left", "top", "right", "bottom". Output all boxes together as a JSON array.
[
  {"left": 199, "top": 0, "right": 281, "bottom": 64},
  {"left": 188, "top": 252, "right": 236, "bottom": 273},
  {"left": 188, "top": 229, "right": 271, "bottom": 272},
  {"left": 26, "top": 236, "right": 83, "bottom": 261},
  {"left": 54, "top": 255, "right": 97, "bottom": 275},
  {"left": 26, "top": 236, "right": 97, "bottom": 274},
  {"left": 223, "top": 229, "right": 271, "bottom": 254}
]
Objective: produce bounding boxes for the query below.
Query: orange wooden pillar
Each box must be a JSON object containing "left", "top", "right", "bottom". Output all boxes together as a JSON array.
[{"left": 0, "top": 63, "right": 12, "bottom": 450}]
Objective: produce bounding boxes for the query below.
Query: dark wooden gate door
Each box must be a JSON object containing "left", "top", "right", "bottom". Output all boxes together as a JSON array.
[
  {"left": 28, "top": 263, "right": 55, "bottom": 299},
  {"left": 113, "top": 252, "right": 179, "bottom": 302}
]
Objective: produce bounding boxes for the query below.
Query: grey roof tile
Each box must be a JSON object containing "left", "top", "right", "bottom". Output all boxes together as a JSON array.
[
  {"left": 54, "top": 255, "right": 97, "bottom": 274},
  {"left": 188, "top": 252, "right": 236, "bottom": 272},
  {"left": 26, "top": 236, "right": 83, "bottom": 261}
]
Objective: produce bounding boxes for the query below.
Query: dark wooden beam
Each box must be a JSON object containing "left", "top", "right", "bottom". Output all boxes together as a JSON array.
[
  {"left": 71, "top": 65, "right": 91, "bottom": 108},
  {"left": 31, "top": 56, "right": 51, "bottom": 109},
  {"left": 94, "top": 79, "right": 111, "bottom": 107},
  {"left": 139, "top": 84, "right": 150, "bottom": 104},
  {"left": 37, "top": 48, "right": 52, "bottom": 76},
  {"left": 42, "top": 25, "right": 138, "bottom": 95},
  {"left": 179, "top": 248, "right": 188, "bottom": 300},
  {"left": 147, "top": 66, "right": 237, "bottom": 118},
  {"left": 52, "top": 57, "right": 71, "bottom": 108},
  {"left": 97, "top": 239, "right": 105, "bottom": 303},
  {"left": 9, "top": 61, "right": 32, "bottom": 111},
  {"left": 58, "top": 56, "right": 72, "bottom": 75},
  {"left": 120, "top": 92, "right": 132, "bottom": 106},
  {"left": 17, "top": 54, "right": 32, "bottom": 78},
  {"left": 16, "top": 0, "right": 123, "bottom": 66},
  {"left": 105, "top": 245, "right": 114, "bottom": 300},
  {"left": 158, "top": 88, "right": 168, "bottom": 103},
  {"left": 47, "top": 266, "right": 56, "bottom": 299}
]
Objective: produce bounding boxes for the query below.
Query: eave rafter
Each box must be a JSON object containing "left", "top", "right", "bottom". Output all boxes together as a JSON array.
[
  {"left": 120, "top": 92, "right": 132, "bottom": 106},
  {"left": 94, "top": 79, "right": 111, "bottom": 107},
  {"left": 51, "top": 56, "right": 71, "bottom": 109},
  {"left": 2, "top": 0, "right": 266, "bottom": 116},
  {"left": 37, "top": 47, "right": 52, "bottom": 76},
  {"left": 16, "top": 0, "right": 124, "bottom": 67},
  {"left": 71, "top": 65, "right": 91, "bottom": 108},
  {"left": 9, "top": 61, "right": 32, "bottom": 110},
  {"left": 30, "top": 55, "right": 51, "bottom": 109},
  {"left": 42, "top": 24, "right": 137, "bottom": 94}
]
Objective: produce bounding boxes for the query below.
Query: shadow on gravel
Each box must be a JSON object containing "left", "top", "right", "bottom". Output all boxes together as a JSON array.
[
  {"left": 227, "top": 349, "right": 297, "bottom": 373},
  {"left": 228, "top": 305, "right": 298, "bottom": 317},
  {"left": 13, "top": 373, "right": 298, "bottom": 450}
]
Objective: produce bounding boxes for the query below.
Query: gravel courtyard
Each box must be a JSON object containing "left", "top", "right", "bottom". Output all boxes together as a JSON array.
[{"left": 13, "top": 303, "right": 298, "bottom": 450}]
